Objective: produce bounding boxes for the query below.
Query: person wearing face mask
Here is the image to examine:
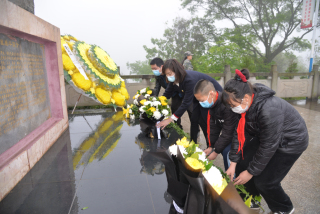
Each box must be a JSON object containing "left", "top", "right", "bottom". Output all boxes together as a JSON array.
[
  {"left": 222, "top": 68, "right": 308, "bottom": 214},
  {"left": 150, "top": 57, "right": 184, "bottom": 128},
  {"left": 156, "top": 59, "right": 222, "bottom": 146},
  {"left": 193, "top": 80, "right": 238, "bottom": 171}
]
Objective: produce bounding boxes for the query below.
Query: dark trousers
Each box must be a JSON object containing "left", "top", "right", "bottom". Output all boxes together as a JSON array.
[
  {"left": 190, "top": 105, "right": 207, "bottom": 145},
  {"left": 236, "top": 138, "right": 301, "bottom": 212},
  {"left": 222, "top": 143, "right": 232, "bottom": 171}
]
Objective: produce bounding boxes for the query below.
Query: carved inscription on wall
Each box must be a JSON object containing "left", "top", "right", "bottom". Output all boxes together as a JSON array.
[
  {"left": 0, "top": 33, "right": 51, "bottom": 155},
  {"left": 277, "top": 79, "right": 311, "bottom": 98}
]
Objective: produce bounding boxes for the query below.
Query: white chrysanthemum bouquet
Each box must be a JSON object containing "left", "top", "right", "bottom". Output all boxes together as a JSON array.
[
  {"left": 132, "top": 87, "right": 153, "bottom": 105},
  {"left": 139, "top": 96, "right": 170, "bottom": 121}
]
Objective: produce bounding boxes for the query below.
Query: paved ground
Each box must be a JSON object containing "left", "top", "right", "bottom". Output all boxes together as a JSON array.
[{"left": 0, "top": 100, "right": 319, "bottom": 214}]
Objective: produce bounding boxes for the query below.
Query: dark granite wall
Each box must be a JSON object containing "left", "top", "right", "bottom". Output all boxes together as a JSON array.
[{"left": 8, "top": 0, "right": 34, "bottom": 14}]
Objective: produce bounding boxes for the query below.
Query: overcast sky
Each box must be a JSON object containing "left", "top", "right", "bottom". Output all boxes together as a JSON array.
[
  {"left": 34, "top": 0, "right": 315, "bottom": 74},
  {"left": 34, "top": 0, "right": 191, "bottom": 75}
]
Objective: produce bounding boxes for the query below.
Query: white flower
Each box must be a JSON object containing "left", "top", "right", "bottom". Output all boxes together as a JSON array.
[
  {"left": 152, "top": 101, "right": 161, "bottom": 107},
  {"left": 144, "top": 101, "right": 151, "bottom": 106},
  {"left": 196, "top": 147, "right": 207, "bottom": 162},
  {"left": 133, "top": 99, "right": 139, "bottom": 105},
  {"left": 169, "top": 144, "right": 178, "bottom": 156},
  {"left": 162, "top": 109, "right": 169, "bottom": 116},
  {"left": 145, "top": 94, "right": 150, "bottom": 98},
  {"left": 127, "top": 104, "right": 130, "bottom": 108},
  {"left": 129, "top": 109, "right": 132, "bottom": 114},
  {"left": 130, "top": 114, "right": 135, "bottom": 120},
  {"left": 152, "top": 97, "right": 157, "bottom": 101},
  {"left": 203, "top": 166, "right": 223, "bottom": 187},
  {"left": 178, "top": 145, "right": 187, "bottom": 156},
  {"left": 140, "top": 88, "right": 146, "bottom": 93},
  {"left": 153, "top": 110, "right": 162, "bottom": 120},
  {"left": 139, "top": 106, "right": 145, "bottom": 113}
]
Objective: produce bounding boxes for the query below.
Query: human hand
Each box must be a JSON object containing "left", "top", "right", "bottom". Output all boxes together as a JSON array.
[
  {"left": 204, "top": 147, "right": 213, "bottom": 156},
  {"left": 234, "top": 170, "right": 253, "bottom": 185},
  {"left": 156, "top": 118, "right": 173, "bottom": 130},
  {"left": 207, "top": 151, "right": 218, "bottom": 161},
  {"left": 226, "top": 162, "right": 237, "bottom": 182}
]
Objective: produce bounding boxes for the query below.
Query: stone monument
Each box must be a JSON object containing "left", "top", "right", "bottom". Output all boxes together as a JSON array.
[{"left": 0, "top": 0, "right": 68, "bottom": 201}]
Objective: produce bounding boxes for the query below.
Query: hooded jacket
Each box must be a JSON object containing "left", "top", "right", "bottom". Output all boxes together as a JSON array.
[
  {"left": 229, "top": 83, "right": 309, "bottom": 176},
  {"left": 207, "top": 91, "right": 239, "bottom": 153}
]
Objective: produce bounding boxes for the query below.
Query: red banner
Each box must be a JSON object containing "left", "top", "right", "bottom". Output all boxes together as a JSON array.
[{"left": 301, "top": 0, "right": 315, "bottom": 28}]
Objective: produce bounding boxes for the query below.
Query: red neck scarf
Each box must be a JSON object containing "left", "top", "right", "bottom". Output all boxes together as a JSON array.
[
  {"left": 237, "top": 94, "right": 254, "bottom": 159},
  {"left": 207, "top": 92, "right": 219, "bottom": 147}
]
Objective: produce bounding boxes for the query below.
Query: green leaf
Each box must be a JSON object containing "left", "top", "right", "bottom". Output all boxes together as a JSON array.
[
  {"left": 244, "top": 195, "right": 252, "bottom": 208},
  {"left": 165, "top": 122, "right": 190, "bottom": 139},
  {"left": 254, "top": 195, "right": 262, "bottom": 202},
  {"left": 204, "top": 161, "right": 213, "bottom": 171},
  {"left": 81, "top": 207, "right": 89, "bottom": 210},
  {"left": 190, "top": 153, "right": 199, "bottom": 159},
  {"left": 63, "top": 69, "right": 71, "bottom": 82}
]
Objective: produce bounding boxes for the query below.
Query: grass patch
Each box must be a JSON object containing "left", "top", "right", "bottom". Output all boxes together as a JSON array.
[{"left": 282, "top": 97, "right": 306, "bottom": 101}]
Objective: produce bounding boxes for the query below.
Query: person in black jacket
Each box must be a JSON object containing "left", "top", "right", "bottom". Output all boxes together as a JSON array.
[
  {"left": 222, "top": 68, "right": 309, "bottom": 214},
  {"left": 150, "top": 57, "right": 184, "bottom": 128},
  {"left": 156, "top": 59, "right": 222, "bottom": 146},
  {"left": 193, "top": 79, "right": 239, "bottom": 171}
]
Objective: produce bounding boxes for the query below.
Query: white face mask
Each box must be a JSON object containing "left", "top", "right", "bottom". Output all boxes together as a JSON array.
[{"left": 231, "top": 99, "right": 248, "bottom": 114}]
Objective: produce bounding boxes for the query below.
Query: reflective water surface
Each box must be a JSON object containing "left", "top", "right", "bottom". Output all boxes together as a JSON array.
[
  {"left": 2, "top": 101, "right": 320, "bottom": 213},
  {"left": 287, "top": 99, "right": 320, "bottom": 112},
  {"left": 0, "top": 112, "right": 181, "bottom": 214}
]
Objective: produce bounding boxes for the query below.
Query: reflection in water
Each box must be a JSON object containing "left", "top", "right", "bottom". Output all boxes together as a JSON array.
[
  {"left": 135, "top": 132, "right": 180, "bottom": 176},
  {"left": 287, "top": 99, "right": 320, "bottom": 112},
  {"left": 0, "top": 112, "right": 181, "bottom": 214},
  {"left": 72, "top": 111, "right": 124, "bottom": 169},
  {"left": 296, "top": 100, "right": 306, "bottom": 105},
  {"left": 0, "top": 129, "right": 76, "bottom": 214},
  {"left": 134, "top": 123, "right": 181, "bottom": 206}
]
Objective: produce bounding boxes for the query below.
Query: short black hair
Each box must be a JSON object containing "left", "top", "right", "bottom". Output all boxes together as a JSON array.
[
  {"left": 222, "top": 68, "right": 254, "bottom": 106},
  {"left": 150, "top": 57, "right": 164, "bottom": 67},
  {"left": 193, "top": 79, "right": 216, "bottom": 95}
]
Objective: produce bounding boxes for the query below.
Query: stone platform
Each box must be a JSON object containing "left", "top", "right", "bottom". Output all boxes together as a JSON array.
[{"left": 0, "top": 100, "right": 319, "bottom": 214}]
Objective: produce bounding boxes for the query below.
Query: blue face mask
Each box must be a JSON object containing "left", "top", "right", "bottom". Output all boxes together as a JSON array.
[
  {"left": 152, "top": 70, "right": 161, "bottom": 76},
  {"left": 199, "top": 93, "right": 214, "bottom": 108},
  {"left": 167, "top": 75, "right": 175, "bottom": 82}
]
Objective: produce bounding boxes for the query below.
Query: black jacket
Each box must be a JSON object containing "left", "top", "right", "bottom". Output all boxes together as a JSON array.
[
  {"left": 154, "top": 75, "right": 168, "bottom": 97},
  {"left": 208, "top": 91, "right": 239, "bottom": 153},
  {"left": 229, "top": 84, "right": 309, "bottom": 176},
  {"left": 163, "top": 70, "right": 222, "bottom": 118}
]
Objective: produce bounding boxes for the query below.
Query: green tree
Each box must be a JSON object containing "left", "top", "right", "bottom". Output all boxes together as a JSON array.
[
  {"left": 143, "top": 17, "right": 216, "bottom": 62},
  {"left": 126, "top": 60, "right": 152, "bottom": 75},
  {"left": 240, "top": 55, "right": 257, "bottom": 73},
  {"left": 286, "top": 62, "right": 298, "bottom": 73},
  {"left": 193, "top": 42, "right": 244, "bottom": 73},
  {"left": 181, "top": 0, "right": 313, "bottom": 64},
  {"left": 273, "top": 51, "right": 307, "bottom": 73}
]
